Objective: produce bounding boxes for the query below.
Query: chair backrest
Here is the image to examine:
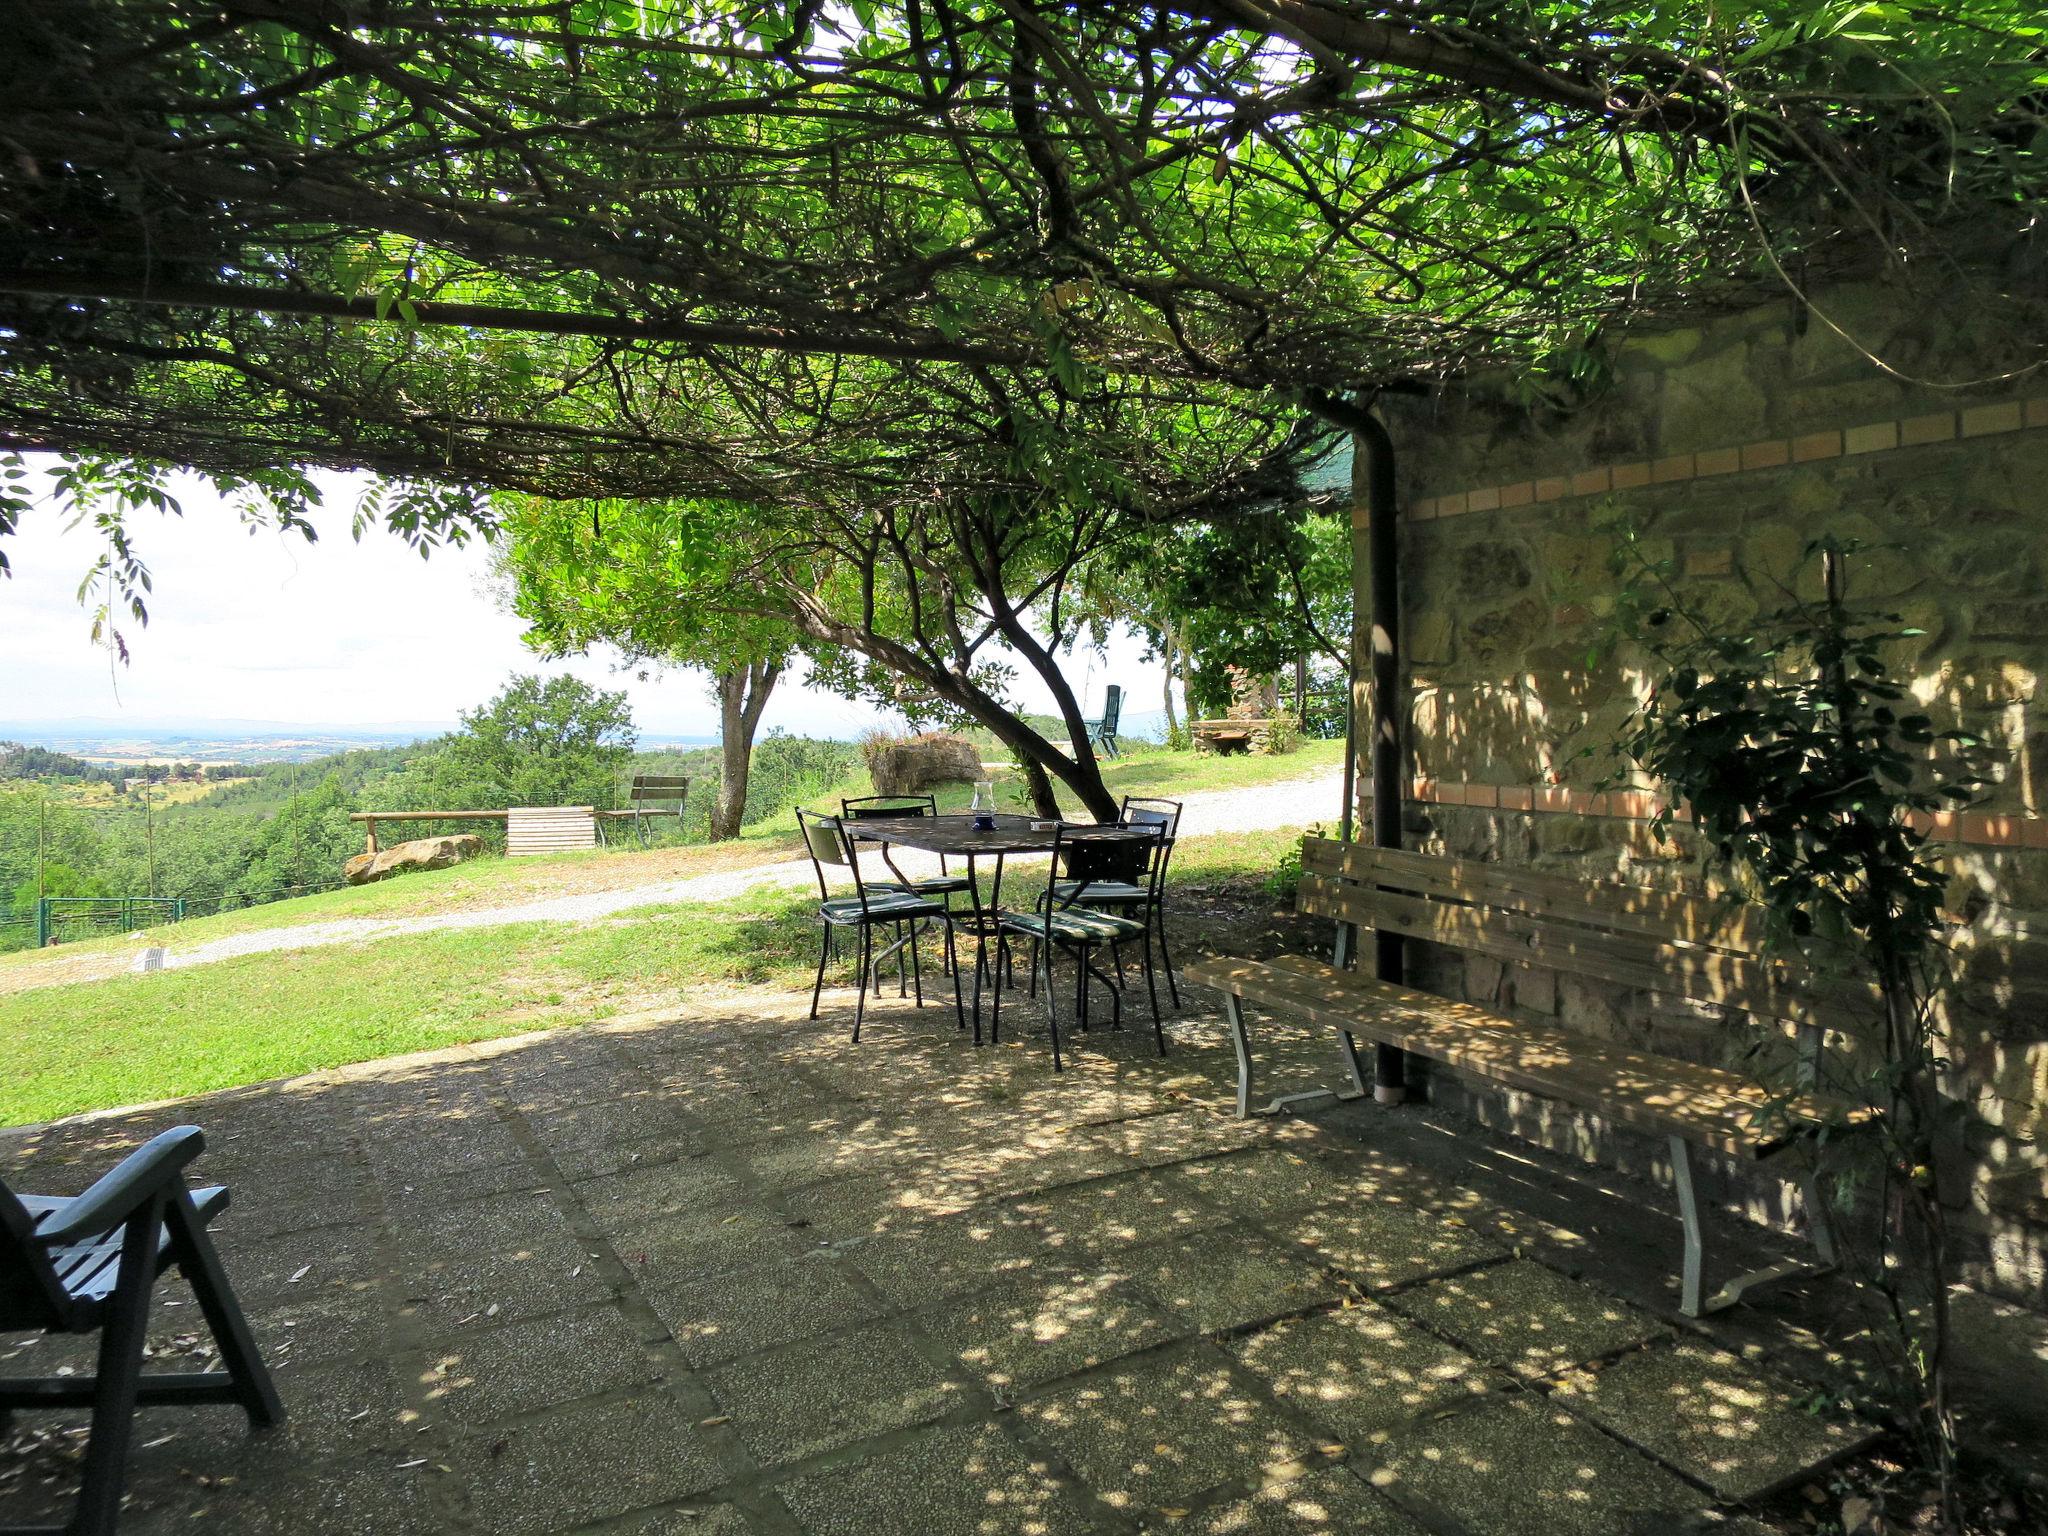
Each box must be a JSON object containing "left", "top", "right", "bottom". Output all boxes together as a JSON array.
[
  {"left": 796, "top": 808, "right": 851, "bottom": 900},
  {"left": 0, "top": 1183, "right": 71, "bottom": 1331},
  {"left": 1120, "top": 796, "right": 1182, "bottom": 837},
  {"left": 1099, "top": 685, "right": 1123, "bottom": 733},
  {"left": 841, "top": 795, "right": 937, "bottom": 820},
  {"left": 1050, "top": 822, "right": 1166, "bottom": 905},
  {"left": 1294, "top": 836, "right": 1872, "bottom": 1034}
]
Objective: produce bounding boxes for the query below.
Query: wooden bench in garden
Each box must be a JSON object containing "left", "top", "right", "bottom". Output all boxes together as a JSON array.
[{"left": 1184, "top": 836, "right": 1877, "bottom": 1317}]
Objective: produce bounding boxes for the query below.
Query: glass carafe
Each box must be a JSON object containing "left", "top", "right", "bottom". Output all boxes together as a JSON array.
[{"left": 970, "top": 779, "right": 996, "bottom": 831}]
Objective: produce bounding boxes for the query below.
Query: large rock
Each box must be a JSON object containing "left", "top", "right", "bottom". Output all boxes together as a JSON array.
[
  {"left": 343, "top": 833, "right": 486, "bottom": 886},
  {"left": 863, "top": 733, "right": 985, "bottom": 796}
]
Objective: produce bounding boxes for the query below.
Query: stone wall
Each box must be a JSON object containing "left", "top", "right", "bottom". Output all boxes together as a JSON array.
[{"left": 1350, "top": 277, "right": 2048, "bottom": 1305}]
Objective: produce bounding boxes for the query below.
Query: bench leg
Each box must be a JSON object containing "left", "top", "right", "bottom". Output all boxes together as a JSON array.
[
  {"left": 1336, "top": 1030, "right": 1369, "bottom": 1098},
  {"left": 1224, "top": 994, "right": 1254, "bottom": 1119},
  {"left": 1671, "top": 1136, "right": 1837, "bottom": 1318},
  {"left": 1671, "top": 1134, "right": 1708, "bottom": 1318}
]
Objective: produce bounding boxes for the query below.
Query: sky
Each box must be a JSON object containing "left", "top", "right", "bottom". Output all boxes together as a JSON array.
[{"left": 1, "top": 462, "right": 1159, "bottom": 742}]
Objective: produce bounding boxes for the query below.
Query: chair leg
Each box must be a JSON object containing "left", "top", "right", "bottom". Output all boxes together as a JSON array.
[
  {"left": 809, "top": 923, "right": 832, "bottom": 1020},
  {"left": 1039, "top": 938, "right": 1063, "bottom": 1072},
  {"left": 1027, "top": 939, "right": 1040, "bottom": 998},
  {"left": 1074, "top": 944, "right": 1090, "bottom": 1034},
  {"left": 990, "top": 932, "right": 1005, "bottom": 1045},
  {"left": 853, "top": 926, "right": 872, "bottom": 1043},
  {"left": 897, "top": 921, "right": 909, "bottom": 998},
  {"left": 66, "top": 1197, "right": 164, "bottom": 1536},
  {"left": 1154, "top": 910, "right": 1182, "bottom": 1009},
  {"left": 910, "top": 922, "right": 924, "bottom": 1008},
  {"left": 168, "top": 1190, "right": 284, "bottom": 1428},
  {"left": 1139, "top": 927, "right": 1165, "bottom": 1053}
]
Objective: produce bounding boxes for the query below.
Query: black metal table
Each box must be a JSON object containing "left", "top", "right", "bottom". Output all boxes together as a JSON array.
[{"left": 850, "top": 813, "right": 1148, "bottom": 1041}]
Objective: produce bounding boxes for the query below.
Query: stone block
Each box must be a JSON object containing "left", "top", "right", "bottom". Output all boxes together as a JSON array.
[{"left": 1452, "top": 540, "right": 1535, "bottom": 597}]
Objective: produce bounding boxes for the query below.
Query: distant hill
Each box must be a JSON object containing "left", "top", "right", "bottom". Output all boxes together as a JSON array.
[{"left": 0, "top": 719, "right": 723, "bottom": 765}]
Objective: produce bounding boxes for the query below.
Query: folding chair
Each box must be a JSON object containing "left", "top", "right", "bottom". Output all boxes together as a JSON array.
[{"left": 2, "top": 1126, "right": 284, "bottom": 1536}]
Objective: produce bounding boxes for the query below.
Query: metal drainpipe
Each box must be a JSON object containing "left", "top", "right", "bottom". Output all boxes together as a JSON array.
[{"left": 1355, "top": 412, "right": 1408, "bottom": 1104}]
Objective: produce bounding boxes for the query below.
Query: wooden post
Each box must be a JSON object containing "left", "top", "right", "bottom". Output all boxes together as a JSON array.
[
  {"left": 364, "top": 817, "right": 378, "bottom": 855},
  {"left": 1356, "top": 413, "right": 1408, "bottom": 1104}
]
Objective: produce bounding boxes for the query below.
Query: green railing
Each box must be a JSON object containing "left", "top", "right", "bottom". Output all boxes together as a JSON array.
[{"left": 36, "top": 896, "right": 185, "bottom": 948}]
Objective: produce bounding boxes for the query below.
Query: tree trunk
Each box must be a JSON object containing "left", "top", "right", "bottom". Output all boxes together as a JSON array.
[
  {"left": 1160, "top": 618, "right": 1181, "bottom": 739},
  {"left": 773, "top": 600, "right": 1120, "bottom": 822},
  {"left": 708, "top": 659, "right": 782, "bottom": 841}
]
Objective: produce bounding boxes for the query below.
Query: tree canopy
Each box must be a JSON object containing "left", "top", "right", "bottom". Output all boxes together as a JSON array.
[{"left": 5, "top": 2, "right": 2042, "bottom": 505}]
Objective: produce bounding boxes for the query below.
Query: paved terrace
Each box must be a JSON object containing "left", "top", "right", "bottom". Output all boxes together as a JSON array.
[{"left": 2, "top": 988, "right": 1883, "bottom": 1536}]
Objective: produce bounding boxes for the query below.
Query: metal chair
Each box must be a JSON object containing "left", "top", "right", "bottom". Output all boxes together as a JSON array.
[
  {"left": 2, "top": 1126, "right": 284, "bottom": 1536},
  {"left": 991, "top": 822, "right": 1169, "bottom": 1071},
  {"left": 1052, "top": 795, "right": 1185, "bottom": 1008},
  {"left": 797, "top": 809, "right": 959, "bottom": 1041},
  {"left": 839, "top": 795, "right": 973, "bottom": 899}
]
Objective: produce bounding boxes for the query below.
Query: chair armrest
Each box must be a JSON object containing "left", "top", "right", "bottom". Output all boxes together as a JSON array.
[{"left": 36, "top": 1126, "right": 207, "bottom": 1244}]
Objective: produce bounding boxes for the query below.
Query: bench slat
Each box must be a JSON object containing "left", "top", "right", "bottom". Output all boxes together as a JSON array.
[
  {"left": 1303, "top": 839, "right": 1769, "bottom": 955},
  {"left": 1183, "top": 954, "right": 1868, "bottom": 1159},
  {"left": 1299, "top": 873, "right": 1873, "bottom": 1035}
]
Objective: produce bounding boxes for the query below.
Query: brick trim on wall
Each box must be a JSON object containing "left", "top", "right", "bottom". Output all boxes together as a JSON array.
[
  {"left": 1353, "top": 395, "right": 2048, "bottom": 527},
  {"left": 1377, "top": 779, "right": 2046, "bottom": 850}
]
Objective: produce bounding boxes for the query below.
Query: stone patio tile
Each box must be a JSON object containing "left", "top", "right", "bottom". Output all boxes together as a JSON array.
[
  {"left": 603, "top": 1503, "right": 757, "bottom": 1535},
  {"left": 1006, "top": 1170, "right": 1228, "bottom": 1254},
  {"left": 601, "top": 1201, "right": 815, "bottom": 1284},
  {"left": 1227, "top": 1305, "right": 1493, "bottom": 1447},
  {"left": 738, "top": 1116, "right": 928, "bottom": 1189},
  {"left": 1159, "top": 1148, "right": 1349, "bottom": 1219},
  {"left": 523, "top": 1093, "right": 697, "bottom": 1155},
  {"left": 398, "top": 1226, "right": 616, "bottom": 1331},
  {"left": 213, "top": 1222, "right": 394, "bottom": 1313},
  {"left": 1552, "top": 1342, "right": 1880, "bottom": 1501},
  {"left": 1383, "top": 1262, "right": 1668, "bottom": 1380},
  {"left": 246, "top": 1279, "right": 403, "bottom": 1372},
  {"left": 706, "top": 1321, "right": 968, "bottom": 1467},
  {"left": 497, "top": 1061, "right": 647, "bottom": 1118},
  {"left": 382, "top": 1156, "right": 552, "bottom": 1214},
  {"left": 951, "top": 1133, "right": 1142, "bottom": 1198},
  {"left": 1174, "top": 1467, "right": 1430, "bottom": 1535},
  {"left": 780, "top": 1170, "right": 979, "bottom": 1240},
  {"left": 575, "top": 1157, "right": 750, "bottom": 1224},
  {"left": 363, "top": 1118, "right": 529, "bottom": 1182},
  {"left": 1368, "top": 1396, "right": 1703, "bottom": 1536},
  {"left": 1078, "top": 1108, "right": 1281, "bottom": 1170},
  {"left": 132, "top": 1456, "right": 451, "bottom": 1536},
  {"left": 417, "top": 1302, "right": 660, "bottom": 1423},
  {"left": 1284, "top": 1204, "right": 1504, "bottom": 1292},
  {"left": 647, "top": 1255, "right": 888, "bottom": 1367},
  {"left": 919, "top": 1262, "right": 1180, "bottom": 1392},
  {"left": 1128, "top": 1231, "right": 1340, "bottom": 1335},
  {"left": 121, "top": 1354, "right": 416, "bottom": 1473},
  {"left": 846, "top": 1210, "right": 1048, "bottom": 1309},
  {"left": 553, "top": 1131, "right": 699, "bottom": 1184},
  {"left": 453, "top": 1388, "right": 722, "bottom": 1536},
  {"left": 1018, "top": 1344, "right": 1313, "bottom": 1515},
  {"left": 777, "top": 1422, "right": 1080, "bottom": 1536},
  {"left": 403, "top": 1190, "right": 581, "bottom": 1265}
]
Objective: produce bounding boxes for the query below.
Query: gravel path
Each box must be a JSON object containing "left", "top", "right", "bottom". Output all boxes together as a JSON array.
[{"left": 10, "top": 765, "right": 1347, "bottom": 989}]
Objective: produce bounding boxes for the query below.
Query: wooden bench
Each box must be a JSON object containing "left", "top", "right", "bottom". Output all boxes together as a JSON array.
[
  {"left": 1184, "top": 836, "right": 1875, "bottom": 1317},
  {"left": 628, "top": 774, "right": 691, "bottom": 844}
]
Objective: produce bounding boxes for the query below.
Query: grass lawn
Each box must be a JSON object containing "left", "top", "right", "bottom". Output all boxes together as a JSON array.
[
  {"left": 1, "top": 739, "right": 1340, "bottom": 972},
  {"left": 0, "top": 826, "right": 1304, "bottom": 1127}
]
